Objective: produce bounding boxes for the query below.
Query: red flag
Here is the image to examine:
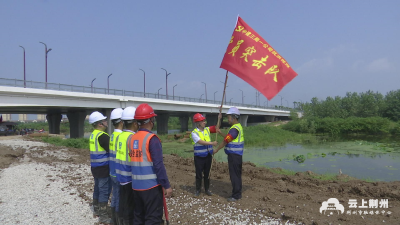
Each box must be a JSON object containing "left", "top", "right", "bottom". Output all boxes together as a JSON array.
[{"left": 220, "top": 17, "right": 298, "bottom": 100}]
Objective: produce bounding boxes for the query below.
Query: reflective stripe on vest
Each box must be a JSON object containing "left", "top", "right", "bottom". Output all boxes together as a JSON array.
[
  {"left": 191, "top": 127, "right": 213, "bottom": 157},
  {"left": 109, "top": 131, "right": 122, "bottom": 177},
  {"left": 130, "top": 131, "right": 159, "bottom": 190},
  {"left": 224, "top": 123, "right": 245, "bottom": 156},
  {"left": 89, "top": 130, "right": 109, "bottom": 167},
  {"left": 115, "top": 131, "right": 134, "bottom": 184}
]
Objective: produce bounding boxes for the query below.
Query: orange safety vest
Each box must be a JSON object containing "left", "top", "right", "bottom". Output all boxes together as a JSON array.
[{"left": 128, "top": 130, "right": 160, "bottom": 190}]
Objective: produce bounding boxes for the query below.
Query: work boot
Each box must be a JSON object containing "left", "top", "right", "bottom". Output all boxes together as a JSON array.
[
  {"left": 194, "top": 178, "right": 201, "bottom": 197},
  {"left": 92, "top": 199, "right": 100, "bottom": 217},
  {"left": 204, "top": 178, "right": 213, "bottom": 196},
  {"left": 98, "top": 202, "right": 112, "bottom": 224},
  {"left": 111, "top": 207, "right": 117, "bottom": 225}
]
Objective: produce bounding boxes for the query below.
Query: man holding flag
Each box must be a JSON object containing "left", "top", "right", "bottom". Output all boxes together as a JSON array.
[
  {"left": 213, "top": 16, "right": 298, "bottom": 202},
  {"left": 214, "top": 107, "right": 244, "bottom": 202}
]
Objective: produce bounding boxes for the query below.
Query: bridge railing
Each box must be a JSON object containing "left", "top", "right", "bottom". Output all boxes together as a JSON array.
[{"left": 0, "top": 77, "right": 293, "bottom": 111}]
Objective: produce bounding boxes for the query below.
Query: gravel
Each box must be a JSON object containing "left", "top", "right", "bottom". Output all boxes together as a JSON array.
[{"left": 0, "top": 138, "right": 97, "bottom": 225}]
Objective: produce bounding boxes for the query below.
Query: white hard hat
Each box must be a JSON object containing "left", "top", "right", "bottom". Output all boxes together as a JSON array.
[
  {"left": 121, "top": 106, "right": 136, "bottom": 121},
  {"left": 227, "top": 107, "right": 240, "bottom": 115},
  {"left": 110, "top": 108, "right": 123, "bottom": 120},
  {"left": 89, "top": 111, "right": 107, "bottom": 124}
]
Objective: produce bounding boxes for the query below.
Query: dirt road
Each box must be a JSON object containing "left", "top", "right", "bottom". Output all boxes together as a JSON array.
[{"left": 1, "top": 136, "right": 399, "bottom": 224}]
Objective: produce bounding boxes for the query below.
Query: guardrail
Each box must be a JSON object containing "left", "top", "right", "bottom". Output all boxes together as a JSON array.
[{"left": 0, "top": 77, "right": 292, "bottom": 110}]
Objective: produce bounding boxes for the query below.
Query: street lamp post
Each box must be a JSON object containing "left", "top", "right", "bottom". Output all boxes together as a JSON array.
[
  {"left": 39, "top": 42, "right": 51, "bottom": 88},
  {"left": 139, "top": 69, "right": 146, "bottom": 97},
  {"left": 173, "top": 84, "right": 177, "bottom": 100},
  {"left": 214, "top": 91, "right": 218, "bottom": 103},
  {"left": 264, "top": 101, "right": 268, "bottom": 108},
  {"left": 255, "top": 91, "right": 261, "bottom": 106},
  {"left": 230, "top": 98, "right": 233, "bottom": 104},
  {"left": 255, "top": 91, "right": 258, "bottom": 106},
  {"left": 107, "top": 73, "right": 112, "bottom": 94},
  {"left": 91, "top": 78, "right": 96, "bottom": 93},
  {"left": 239, "top": 89, "right": 244, "bottom": 104},
  {"left": 285, "top": 99, "right": 289, "bottom": 107},
  {"left": 278, "top": 95, "right": 284, "bottom": 106},
  {"left": 158, "top": 88, "right": 162, "bottom": 98},
  {"left": 201, "top": 82, "right": 207, "bottom": 103},
  {"left": 161, "top": 68, "right": 171, "bottom": 99},
  {"left": 19, "top": 46, "right": 26, "bottom": 88}
]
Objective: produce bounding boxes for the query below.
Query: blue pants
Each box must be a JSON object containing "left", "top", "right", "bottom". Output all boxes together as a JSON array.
[
  {"left": 110, "top": 176, "right": 120, "bottom": 211},
  {"left": 93, "top": 176, "right": 112, "bottom": 203}
]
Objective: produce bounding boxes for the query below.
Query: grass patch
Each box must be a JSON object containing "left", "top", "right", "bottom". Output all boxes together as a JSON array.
[
  {"left": 39, "top": 136, "right": 89, "bottom": 149},
  {"left": 243, "top": 124, "right": 317, "bottom": 147},
  {"left": 268, "top": 168, "right": 297, "bottom": 176}
]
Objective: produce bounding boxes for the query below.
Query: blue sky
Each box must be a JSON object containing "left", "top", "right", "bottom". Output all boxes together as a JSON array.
[{"left": 1, "top": 0, "right": 399, "bottom": 114}]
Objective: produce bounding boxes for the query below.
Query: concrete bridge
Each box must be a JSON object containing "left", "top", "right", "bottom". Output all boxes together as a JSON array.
[{"left": 0, "top": 78, "right": 290, "bottom": 138}]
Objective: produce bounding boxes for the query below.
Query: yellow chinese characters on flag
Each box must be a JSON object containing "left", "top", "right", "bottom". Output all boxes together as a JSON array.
[{"left": 220, "top": 17, "right": 298, "bottom": 100}]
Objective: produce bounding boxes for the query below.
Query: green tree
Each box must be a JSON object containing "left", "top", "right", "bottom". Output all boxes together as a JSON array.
[{"left": 383, "top": 90, "right": 400, "bottom": 121}]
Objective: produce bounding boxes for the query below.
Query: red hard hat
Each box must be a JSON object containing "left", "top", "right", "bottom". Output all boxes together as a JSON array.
[
  {"left": 193, "top": 113, "right": 206, "bottom": 122},
  {"left": 134, "top": 103, "right": 157, "bottom": 120}
]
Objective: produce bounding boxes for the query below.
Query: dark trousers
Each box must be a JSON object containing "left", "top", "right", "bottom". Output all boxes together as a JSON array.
[
  {"left": 119, "top": 183, "right": 134, "bottom": 221},
  {"left": 133, "top": 185, "right": 163, "bottom": 225},
  {"left": 194, "top": 153, "right": 212, "bottom": 184},
  {"left": 228, "top": 153, "right": 242, "bottom": 199}
]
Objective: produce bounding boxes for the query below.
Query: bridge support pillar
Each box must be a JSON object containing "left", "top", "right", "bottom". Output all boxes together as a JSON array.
[
  {"left": 179, "top": 116, "right": 189, "bottom": 132},
  {"left": 190, "top": 113, "right": 196, "bottom": 129},
  {"left": 46, "top": 113, "right": 62, "bottom": 134},
  {"left": 67, "top": 111, "right": 87, "bottom": 138},
  {"left": 157, "top": 113, "right": 169, "bottom": 135},
  {"left": 239, "top": 115, "right": 248, "bottom": 127},
  {"left": 265, "top": 115, "right": 275, "bottom": 122},
  {"left": 100, "top": 109, "right": 113, "bottom": 135}
]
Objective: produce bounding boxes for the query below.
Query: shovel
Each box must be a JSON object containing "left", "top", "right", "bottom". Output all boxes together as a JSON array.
[{"left": 162, "top": 188, "right": 170, "bottom": 225}]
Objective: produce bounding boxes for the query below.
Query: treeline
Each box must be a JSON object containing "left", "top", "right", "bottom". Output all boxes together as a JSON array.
[
  {"left": 302, "top": 90, "right": 400, "bottom": 120},
  {"left": 282, "top": 90, "right": 400, "bottom": 135},
  {"left": 283, "top": 116, "right": 400, "bottom": 136}
]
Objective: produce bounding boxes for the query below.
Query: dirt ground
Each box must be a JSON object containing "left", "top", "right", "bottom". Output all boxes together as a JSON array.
[{"left": 1, "top": 135, "right": 399, "bottom": 224}]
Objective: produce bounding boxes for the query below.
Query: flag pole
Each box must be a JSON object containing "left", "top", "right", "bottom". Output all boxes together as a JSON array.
[
  {"left": 216, "top": 70, "right": 228, "bottom": 140},
  {"left": 209, "top": 70, "right": 228, "bottom": 180}
]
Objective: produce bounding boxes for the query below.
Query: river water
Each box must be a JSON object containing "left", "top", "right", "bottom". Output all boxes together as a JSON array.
[{"left": 215, "top": 143, "right": 400, "bottom": 182}]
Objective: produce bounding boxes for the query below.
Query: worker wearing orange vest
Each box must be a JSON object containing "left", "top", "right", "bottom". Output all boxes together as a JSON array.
[
  {"left": 190, "top": 113, "right": 218, "bottom": 197},
  {"left": 129, "top": 103, "right": 172, "bottom": 224}
]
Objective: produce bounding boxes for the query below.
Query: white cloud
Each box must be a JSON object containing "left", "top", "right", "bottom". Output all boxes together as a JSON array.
[
  {"left": 366, "top": 58, "right": 393, "bottom": 72},
  {"left": 296, "top": 57, "right": 334, "bottom": 74}
]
